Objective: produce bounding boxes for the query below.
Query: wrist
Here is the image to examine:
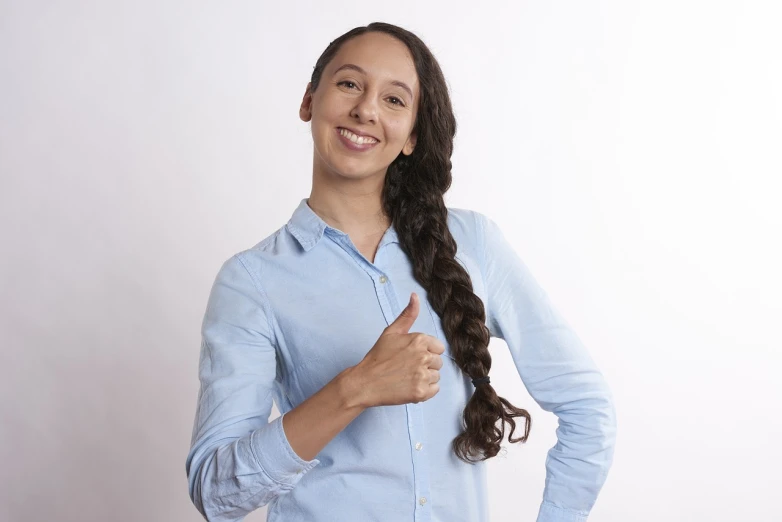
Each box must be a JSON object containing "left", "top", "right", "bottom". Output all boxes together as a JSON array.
[{"left": 336, "top": 365, "right": 372, "bottom": 411}]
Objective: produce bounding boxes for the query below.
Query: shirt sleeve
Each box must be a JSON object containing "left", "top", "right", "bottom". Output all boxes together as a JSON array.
[
  {"left": 185, "top": 253, "right": 320, "bottom": 521},
  {"left": 475, "top": 212, "right": 617, "bottom": 522}
]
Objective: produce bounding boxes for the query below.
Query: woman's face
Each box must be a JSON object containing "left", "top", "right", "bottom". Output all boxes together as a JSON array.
[{"left": 300, "top": 32, "right": 419, "bottom": 183}]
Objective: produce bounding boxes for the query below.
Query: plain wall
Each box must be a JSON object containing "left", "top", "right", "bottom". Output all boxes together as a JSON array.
[{"left": 1, "top": 1, "right": 779, "bottom": 520}]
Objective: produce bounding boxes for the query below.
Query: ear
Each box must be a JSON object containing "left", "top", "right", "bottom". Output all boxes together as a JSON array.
[
  {"left": 402, "top": 131, "right": 417, "bottom": 156},
  {"left": 299, "top": 82, "right": 313, "bottom": 122}
]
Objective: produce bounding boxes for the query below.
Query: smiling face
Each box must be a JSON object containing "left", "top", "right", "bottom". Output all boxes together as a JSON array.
[{"left": 300, "top": 31, "right": 419, "bottom": 184}]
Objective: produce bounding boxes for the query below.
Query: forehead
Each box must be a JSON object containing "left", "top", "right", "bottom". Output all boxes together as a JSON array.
[{"left": 329, "top": 32, "right": 418, "bottom": 91}]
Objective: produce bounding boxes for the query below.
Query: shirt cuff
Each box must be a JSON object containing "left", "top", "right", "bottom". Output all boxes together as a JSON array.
[
  {"left": 249, "top": 412, "right": 321, "bottom": 487},
  {"left": 536, "top": 501, "right": 589, "bottom": 522}
]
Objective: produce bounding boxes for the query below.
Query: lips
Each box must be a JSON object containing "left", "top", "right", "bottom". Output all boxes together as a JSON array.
[
  {"left": 338, "top": 127, "right": 380, "bottom": 142},
  {"left": 335, "top": 127, "right": 380, "bottom": 151}
]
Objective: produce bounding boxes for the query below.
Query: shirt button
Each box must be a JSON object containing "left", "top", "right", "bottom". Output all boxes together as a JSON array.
[
  {"left": 419, "top": 497, "right": 427, "bottom": 506},
  {"left": 415, "top": 442, "right": 423, "bottom": 451},
  {"left": 379, "top": 275, "right": 388, "bottom": 283}
]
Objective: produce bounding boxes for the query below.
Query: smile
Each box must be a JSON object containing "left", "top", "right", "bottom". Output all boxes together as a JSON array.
[
  {"left": 336, "top": 128, "right": 380, "bottom": 151},
  {"left": 339, "top": 128, "right": 379, "bottom": 144}
]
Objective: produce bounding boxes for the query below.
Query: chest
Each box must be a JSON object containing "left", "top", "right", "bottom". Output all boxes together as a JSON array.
[
  {"left": 257, "top": 235, "right": 487, "bottom": 408},
  {"left": 352, "top": 235, "right": 384, "bottom": 264},
  {"left": 269, "top": 266, "right": 438, "bottom": 404}
]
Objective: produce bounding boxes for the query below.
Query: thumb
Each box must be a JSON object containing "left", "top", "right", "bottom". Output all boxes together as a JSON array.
[{"left": 386, "top": 292, "right": 419, "bottom": 334}]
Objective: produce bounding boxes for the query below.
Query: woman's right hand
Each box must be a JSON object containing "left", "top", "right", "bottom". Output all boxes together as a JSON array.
[{"left": 349, "top": 293, "right": 445, "bottom": 408}]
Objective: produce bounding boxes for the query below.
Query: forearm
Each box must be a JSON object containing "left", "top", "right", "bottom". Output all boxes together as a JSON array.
[
  {"left": 187, "top": 366, "right": 370, "bottom": 520},
  {"left": 282, "top": 366, "right": 369, "bottom": 461}
]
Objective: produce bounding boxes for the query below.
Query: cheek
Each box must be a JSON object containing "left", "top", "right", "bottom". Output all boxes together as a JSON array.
[
  {"left": 311, "top": 94, "right": 340, "bottom": 126},
  {"left": 385, "top": 119, "right": 409, "bottom": 142},
  {"left": 311, "top": 108, "right": 339, "bottom": 141}
]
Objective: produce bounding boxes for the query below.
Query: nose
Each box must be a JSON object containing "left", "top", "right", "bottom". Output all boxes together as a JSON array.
[{"left": 349, "top": 92, "right": 378, "bottom": 124}]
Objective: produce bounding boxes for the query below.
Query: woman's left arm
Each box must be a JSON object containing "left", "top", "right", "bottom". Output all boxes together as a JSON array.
[{"left": 476, "top": 211, "right": 617, "bottom": 522}]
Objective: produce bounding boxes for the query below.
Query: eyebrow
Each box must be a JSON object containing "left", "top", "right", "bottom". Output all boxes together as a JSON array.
[{"left": 332, "top": 63, "right": 414, "bottom": 101}]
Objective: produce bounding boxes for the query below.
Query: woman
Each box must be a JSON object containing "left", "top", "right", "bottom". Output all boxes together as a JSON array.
[{"left": 185, "top": 22, "right": 616, "bottom": 522}]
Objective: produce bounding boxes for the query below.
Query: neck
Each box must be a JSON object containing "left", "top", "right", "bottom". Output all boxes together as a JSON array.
[
  {"left": 307, "top": 192, "right": 390, "bottom": 237},
  {"left": 308, "top": 162, "right": 391, "bottom": 240}
]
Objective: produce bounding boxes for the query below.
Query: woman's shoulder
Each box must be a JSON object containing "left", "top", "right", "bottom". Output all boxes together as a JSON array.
[
  {"left": 446, "top": 206, "right": 487, "bottom": 246},
  {"left": 229, "top": 224, "right": 299, "bottom": 267},
  {"left": 445, "top": 206, "right": 493, "bottom": 269},
  {"left": 208, "top": 226, "right": 290, "bottom": 289}
]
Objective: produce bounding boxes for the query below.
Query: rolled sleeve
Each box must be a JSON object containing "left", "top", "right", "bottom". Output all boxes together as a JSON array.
[
  {"left": 475, "top": 212, "right": 617, "bottom": 521},
  {"left": 537, "top": 501, "right": 589, "bottom": 522},
  {"left": 250, "top": 413, "right": 321, "bottom": 486}
]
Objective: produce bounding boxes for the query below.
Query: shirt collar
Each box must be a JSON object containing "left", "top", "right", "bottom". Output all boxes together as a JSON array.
[{"left": 286, "top": 197, "right": 400, "bottom": 252}]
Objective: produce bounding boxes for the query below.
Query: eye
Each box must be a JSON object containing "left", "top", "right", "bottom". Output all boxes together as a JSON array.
[
  {"left": 338, "top": 81, "right": 405, "bottom": 107},
  {"left": 337, "top": 80, "right": 358, "bottom": 89}
]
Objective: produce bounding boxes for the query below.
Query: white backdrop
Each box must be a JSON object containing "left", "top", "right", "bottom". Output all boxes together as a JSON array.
[{"left": 1, "top": 1, "right": 780, "bottom": 521}]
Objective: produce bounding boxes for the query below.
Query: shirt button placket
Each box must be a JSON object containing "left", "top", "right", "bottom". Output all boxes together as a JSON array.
[{"left": 379, "top": 273, "right": 430, "bottom": 521}]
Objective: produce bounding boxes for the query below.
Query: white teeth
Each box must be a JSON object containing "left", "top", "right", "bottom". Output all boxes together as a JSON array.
[{"left": 340, "top": 128, "right": 378, "bottom": 145}]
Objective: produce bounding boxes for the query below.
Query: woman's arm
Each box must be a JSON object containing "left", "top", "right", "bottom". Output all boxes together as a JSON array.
[
  {"left": 280, "top": 366, "right": 366, "bottom": 461},
  {"left": 185, "top": 254, "right": 365, "bottom": 521},
  {"left": 476, "top": 211, "right": 617, "bottom": 522}
]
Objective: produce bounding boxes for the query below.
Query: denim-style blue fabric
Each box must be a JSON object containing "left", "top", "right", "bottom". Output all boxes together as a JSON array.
[{"left": 186, "top": 198, "right": 616, "bottom": 522}]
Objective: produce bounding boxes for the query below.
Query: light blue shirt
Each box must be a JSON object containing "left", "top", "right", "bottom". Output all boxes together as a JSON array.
[{"left": 186, "top": 198, "right": 616, "bottom": 522}]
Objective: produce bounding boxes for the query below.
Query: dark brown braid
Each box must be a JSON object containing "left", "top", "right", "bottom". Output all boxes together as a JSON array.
[{"left": 308, "top": 22, "right": 531, "bottom": 463}]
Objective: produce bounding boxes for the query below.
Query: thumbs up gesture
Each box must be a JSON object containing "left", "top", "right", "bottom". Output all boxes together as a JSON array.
[{"left": 350, "top": 293, "right": 446, "bottom": 408}]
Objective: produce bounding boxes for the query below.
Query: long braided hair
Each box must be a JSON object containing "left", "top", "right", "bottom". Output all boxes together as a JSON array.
[{"left": 308, "top": 22, "right": 531, "bottom": 463}]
